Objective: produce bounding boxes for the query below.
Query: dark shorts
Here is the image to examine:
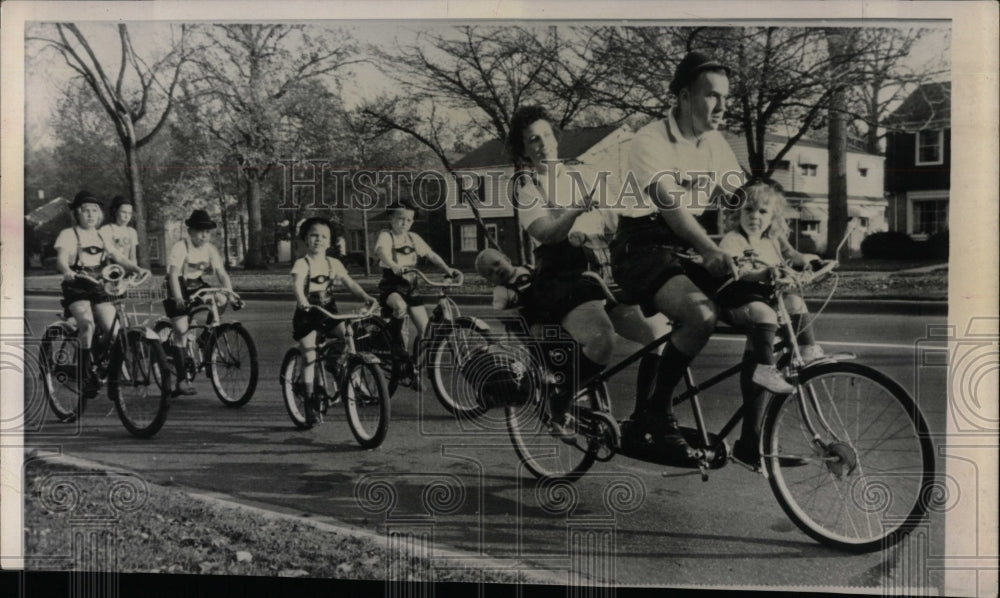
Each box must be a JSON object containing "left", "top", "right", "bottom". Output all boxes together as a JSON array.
[
  {"left": 292, "top": 298, "right": 340, "bottom": 341},
  {"left": 61, "top": 274, "right": 110, "bottom": 313},
  {"left": 378, "top": 271, "right": 423, "bottom": 315},
  {"left": 529, "top": 272, "right": 606, "bottom": 325},
  {"left": 163, "top": 277, "right": 208, "bottom": 319},
  {"left": 610, "top": 214, "right": 723, "bottom": 317}
]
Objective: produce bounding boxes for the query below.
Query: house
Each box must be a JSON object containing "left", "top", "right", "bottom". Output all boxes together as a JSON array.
[
  {"left": 448, "top": 122, "right": 885, "bottom": 263},
  {"left": 722, "top": 131, "right": 888, "bottom": 255},
  {"left": 883, "top": 81, "right": 950, "bottom": 238},
  {"left": 445, "top": 124, "right": 632, "bottom": 268}
]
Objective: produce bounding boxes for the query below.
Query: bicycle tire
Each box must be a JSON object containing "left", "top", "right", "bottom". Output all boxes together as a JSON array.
[
  {"left": 762, "top": 361, "right": 935, "bottom": 553},
  {"left": 279, "top": 347, "right": 314, "bottom": 430},
  {"left": 109, "top": 330, "right": 170, "bottom": 438},
  {"left": 206, "top": 323, "right": 259, "bottom": 407},
  {"left": 427, "top": 317, "right": 491, "bottom": 418},
  {"left": 506, "top": 381, "right": 608, "bottom": 483},
  {"left": 343, "top": 355, "right": 391, "bottom": 449},
  {"left": 353, "top": 317, "right": 402, "bottom": 396},
  {"left": 40, "top": 325, "right": 83, "bottom": 422}
]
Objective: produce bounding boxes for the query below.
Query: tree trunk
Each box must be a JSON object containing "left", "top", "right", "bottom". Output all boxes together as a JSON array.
[
  {"left": 124, "top": 144, "right": 149, "bottom": 268},
  {"left": 826, "top": 30, "right": 852, "bottom": 260},
  {"left": 243, "top": 171, "right": 265, "bottom": 269}
]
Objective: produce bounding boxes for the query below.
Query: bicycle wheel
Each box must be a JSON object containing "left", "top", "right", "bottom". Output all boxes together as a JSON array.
[
  {"left": 206, "top": 323, "right": 258, "bottom": 407},
  {"left": 40, "top": 325, "right": 83, "bottom": 422},
  {"left": 343, "top": 355, "right": 390, "bottom": 449},
  {"left": 506, "top": 382, "right": 607, "bottom": 483},
  {"left": 763, "top": 362, "right": 935, "bottom": 553},
  {"left": 428, "top": 317, "right": 491, "bottom": 418},
  {"left": 353, "top": 317, "right": 401, "bottom": 395},
  {"left": 279, "top": 347, "right": 314, "bottom": 430},
  {"left": 109, "top": 331, "right": 170, "bottom": 438}
]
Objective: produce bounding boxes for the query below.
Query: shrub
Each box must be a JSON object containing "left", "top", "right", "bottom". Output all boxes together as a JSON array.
[
  {"left": 860, "top": 231, "right": 917, "bottom": 260},
  {"left": 924, "top": 230, "right": 949, "bottom": 259}
]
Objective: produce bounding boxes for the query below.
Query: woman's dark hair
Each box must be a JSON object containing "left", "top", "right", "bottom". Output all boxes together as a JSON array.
[
  {"left": 297, "top": 216, "right": 333, "bottom": 241},
  {"left": 506, "top": 106, "right": 561, "bottom": 168}
]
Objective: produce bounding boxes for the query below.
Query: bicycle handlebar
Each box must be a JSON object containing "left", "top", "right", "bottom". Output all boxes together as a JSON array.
[
  {"left": 76, "top": 268, "right": 152, "bottom": 296},
  {"left": 189, "top": 287, "right": 245, "bottom": 310},
  {"left": 304, "top": 302, "right": 379, "bottom": 322},
  {"left": 400, "top": 267, "right": 464, "bottom": 287},
  {"left": 673, "top": 250, "right": 838, "bottom": 292}
]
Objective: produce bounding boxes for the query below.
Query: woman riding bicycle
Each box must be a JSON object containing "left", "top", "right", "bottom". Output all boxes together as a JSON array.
[
  {"left": 100, "top": 195, "right": 139, "bottom": 264},
  {"left": 507, "top": 106, "right": 668, "bottom": 439},
  {"left": 163, "top": 209, "right": 234, "bottom": 396},
  {"left": 54, "top": 190, "right": 148, "bottom": 397}
]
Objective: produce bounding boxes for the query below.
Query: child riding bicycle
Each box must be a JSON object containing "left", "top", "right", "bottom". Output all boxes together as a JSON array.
[
  {"left": 716, "top": 178, "right": 827, "bottom": 467},
  {"left": 374, "top": 199, "right": 461, "bottom": 390},
  {"left": 163, "top": 209, "right": 235, "bottom": 396},
  {"left": 291, "top": 217, "right": 376, "bottom": 424},
  {"left": 55, "top": 190, "right": 149, "bottom": 398}
]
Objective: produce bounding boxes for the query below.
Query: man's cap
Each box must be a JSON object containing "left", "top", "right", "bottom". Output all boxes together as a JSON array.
[{"left": 670, "top": 51, "right": 730, "bottom": 95}]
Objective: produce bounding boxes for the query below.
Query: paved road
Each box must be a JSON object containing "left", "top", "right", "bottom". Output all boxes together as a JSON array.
[{"left": 21, "top": 295, "right": 948, "bottom": 591}]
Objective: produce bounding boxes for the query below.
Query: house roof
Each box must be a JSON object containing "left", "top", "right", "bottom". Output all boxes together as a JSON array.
[
  {"left": 721, "top": 131, "right": 875, "bottom": 168},
  {"left": 453, "top": 125, "right": 621, "bottom": 169},
  {"left": 885, "top": 82, "right": 951, "bottom": 129}
]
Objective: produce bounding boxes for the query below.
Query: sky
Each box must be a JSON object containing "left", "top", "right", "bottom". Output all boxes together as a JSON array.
[{"left": 23, "top": 20, "right": 951, "bottom": 151}]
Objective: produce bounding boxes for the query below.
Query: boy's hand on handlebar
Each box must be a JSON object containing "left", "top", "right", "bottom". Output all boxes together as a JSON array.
[{"left": 445, "top": 268, "right": 462, "bottom": 280}]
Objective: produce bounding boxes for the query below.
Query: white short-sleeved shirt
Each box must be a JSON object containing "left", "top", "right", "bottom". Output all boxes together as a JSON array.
[
  {"left": 290, "top": 255, "right": 349, "bottom": 295},
  {"left": 375, "top": 231, "right": 432, "bottom": 269},
  {"left": 54, "top": 226, "right": 113, "bottom": 270},
  {"left": 719, "top": 230, "right": 784, "bottom": 266},
  {"left": 167, "top": 239, "right": 225, "bottom": 281},
  {"left": 100, "top": 224, "right": 138, "bottom": 260},
  {"left": 516, "top": 163, "right": 593, "bottom": 234},
  {"left": 625, "top": 110, "right": 744, "bottom": 217}
]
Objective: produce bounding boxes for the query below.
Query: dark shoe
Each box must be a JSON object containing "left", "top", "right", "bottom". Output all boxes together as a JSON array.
[
  {"left": 658, "top": 415, "right": 699, "bottom": 464},
  {"left": 175, "top": 379, "right": 197, "bottom": 396},
  {"left": 732, "top": 438, "right": 762, "bottom": 469},
  {"left": 304, "top": 393, "right": 322, "bottom": 426}
]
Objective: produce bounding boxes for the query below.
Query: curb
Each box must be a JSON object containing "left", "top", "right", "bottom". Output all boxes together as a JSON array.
[
  {"left": 24, "top": 289, "right": 948, "bottom": 316},
  {"left": 24, "top": 450, "right": 565, "bottom": 586}
]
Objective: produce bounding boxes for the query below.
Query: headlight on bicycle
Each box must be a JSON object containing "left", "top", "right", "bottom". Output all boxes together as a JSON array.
[{"left": 459, "top": 345, "right": 536, "bottom": 410}]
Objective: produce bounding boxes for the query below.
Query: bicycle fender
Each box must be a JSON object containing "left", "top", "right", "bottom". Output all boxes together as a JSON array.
[
  {"left": 135, "top": 326, "right": 162, "bottom": 342},
  {"left": 355, "top": 352, "right": 382, "bottom": 366}
]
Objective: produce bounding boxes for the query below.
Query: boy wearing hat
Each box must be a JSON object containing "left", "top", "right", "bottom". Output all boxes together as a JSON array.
[
  {"left": 163, "top": 209, "right": 234, "bottom": 396},
  {"left": 54, "top": 190, "right": 148, "bottom": 398},
  {"left": 610, "top": 51, "right": 746, "bottom": 462},
  {"left": 101, "top": 195, "right": 138, "bottom": 263}
]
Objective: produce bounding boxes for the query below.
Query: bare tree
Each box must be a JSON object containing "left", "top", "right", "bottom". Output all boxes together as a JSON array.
[
  {"left": 182, "top": 24, "right": 359, "bottom": 268},
  {"left": 29, "top": 23, "right": 190, "bottom": 267},
  {"left": 825, "top": 28, "right": 857, "bottom": 259}
]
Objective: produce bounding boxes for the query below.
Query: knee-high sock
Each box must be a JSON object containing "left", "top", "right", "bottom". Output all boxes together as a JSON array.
[
  {"left": 631, "top": 352, "right": 660, "bottom": 419},
  {"left": 739, "top": 351, "right": 768, "bottom": 442},
  {"left": 790, "top": 313, "right": 816, "bottom": 347},
  {"left": 648, "top": 343, "right": 693, "bottom": 418},
  {"left": 749, "top": 323, "right": 778, "bottom": 365}
]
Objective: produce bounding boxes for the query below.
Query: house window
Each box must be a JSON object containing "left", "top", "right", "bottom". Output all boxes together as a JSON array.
[
  {"left": 852, "top": 216, "right": 870, "bottom": 228},
  {"left": 350, "top": 230, "right": 364, "bottom": 252},
  {"left": 915, "top": 130, "right": 944, "bottom": 166},
  {"left": 485, "top": 223, "right": 499, "bottom": 246},
  {"left": 148, "top": 235, "right": 161, "bottom": 261},
  {"left": 769, "top": 159, "right": 790, "bottom": 171},
  {"left": 460, "top": 224, "right": 478, "bottom": 252},
  {"left": 800, "top": 220, "right": 820, "bottom": 233},
  {"left": 858, "top": 167, "right": 868, "bottom": 177},
  {"left": 912, "top": 199, "right": 948, "bottom": 235},
  {"left": 227, "top": 238, "right": 240, "bottom": 260},
  {"left": 799, "top": 164, "right": 818, "bottom": 177}
]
